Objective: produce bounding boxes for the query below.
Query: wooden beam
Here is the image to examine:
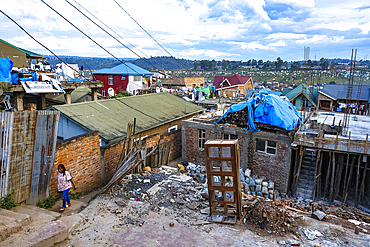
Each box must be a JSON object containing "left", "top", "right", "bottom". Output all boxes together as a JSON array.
[
  {"left": 324, "top": 152, "right": 332, "bottom": 198},
  {"left": 292, "top": 147, "right": 304, "bottom": 196},
  {"left": 348, "top": 132, "right": 351, "bottom": 150},
  {"left": 335, "top": 132, "right": 339, "bottom": 149},
  {"left": 355, "top": 155, "right": 362, "bottom": 207},
  {"left": 317, "top": 150, "right": 324, "bottom": 198},
  {"left": 365, "top": 134, "right": 368, "bottom": 154},
  {"left": 359, "top": 156, "right": 368, "bottom": 204},
  {"left": 334, "top": 154, "right": 344, "bottom": 199}
]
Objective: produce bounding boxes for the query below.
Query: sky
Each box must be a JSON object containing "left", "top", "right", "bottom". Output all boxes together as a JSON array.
[{"left": 1, "top": 0, "right": 370, "bottom": 62}]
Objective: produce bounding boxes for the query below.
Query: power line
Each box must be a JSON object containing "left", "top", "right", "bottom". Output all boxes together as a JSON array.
[
  {"left": 114, "top": 0, "right": 186, "bottom": 69},
  {"left": 70, "top": 0, "right": 150, "bottom": 60},
  {"left": 64, "top": 0, "right": 158, "bottom": 71},
  {"left": 0, "top": 9, "right": 82, "bottom": 77}
]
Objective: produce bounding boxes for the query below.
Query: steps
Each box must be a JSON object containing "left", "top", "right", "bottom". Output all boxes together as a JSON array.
[
  {"left": 296, "top": 149, "right": 316, "bottom": 199},
  {"left": 0, "top": 204, "right": 81, "bottom": 247}
]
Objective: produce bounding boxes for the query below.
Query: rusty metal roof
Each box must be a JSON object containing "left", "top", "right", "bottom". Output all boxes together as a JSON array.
[{"left": 51, "top": 93, "right": 204, "bottom": 142}]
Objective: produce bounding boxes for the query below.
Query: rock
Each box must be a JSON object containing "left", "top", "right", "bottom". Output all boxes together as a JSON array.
[
  {"left": 303, "top": 228, "right": 323, "bottom": 240},
  {"left": 256, "top": 185, "right": 262, "bottom": 192},
  {"left": 245, "top": 169, "right": 251, "bottom": 177},
  {"left": 200, "top": 208, "right": 210, "bottom": 214},
  {"left": 262, "top": 182, "right": 268, "bottom": 187},
  {"left": 255, "top": 179, "right": 263, "bottom": 185},
  {"left": 313, "top": 210, "right": 326, "bottom": 221}
]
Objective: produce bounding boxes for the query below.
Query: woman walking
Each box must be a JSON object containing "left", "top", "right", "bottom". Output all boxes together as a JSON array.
[{"left": 57, "top": 164, "right": 76, "bottom": 212}]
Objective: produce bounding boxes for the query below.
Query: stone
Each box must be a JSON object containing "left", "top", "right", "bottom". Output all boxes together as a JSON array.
[
  {"left": 313, "top": 210, "right": 326, "bottom": 221},
  {"left": 245, "top": 169, "right": 251, "bottom": 177}
]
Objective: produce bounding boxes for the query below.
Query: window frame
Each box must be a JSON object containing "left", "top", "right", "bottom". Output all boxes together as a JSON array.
[
  {"left": 198, "top": 129, "right": 206, "bottom": 149},
  {"left": 223, "top": 133, "right": 238, "bottom": 140},
  {"left": 102, "top": 89, "right": 106, "bottom": 97},
  {"left": 121, "top": 76, "right": 126, "bottom": 80},
  {"left": 108, "top": 75, "right": 113, "bottom": 85},
  {"left": 256, "top": 139, "right": 277, "bottom": 155},
  {"left": 168, "top": 125, "right": 178, "bottom": 133},
  {"left": 133, "top": 75, "right": 141, "bottom": 82}
]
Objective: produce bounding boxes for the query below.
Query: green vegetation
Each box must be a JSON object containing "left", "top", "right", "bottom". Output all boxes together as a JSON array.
[
  {"left": 113, "top": 90, "right": 132, "bottom": 98},
  {"left": 0, "top": 194, "right": 17, "bottom": 209},
  {"left": 36, "top": 196, "right": 55, "bottom": 209}
]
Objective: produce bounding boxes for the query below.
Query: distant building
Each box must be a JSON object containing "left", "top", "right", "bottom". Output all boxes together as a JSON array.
[
  {"left": 282, "top": 84, "right": 318, "bottom": 111},
  {"left": 213, "top": 74, "right": 253, "bottom": 97},
  {"left": 93, "top": 63, "right": 153, "bottom": 97},
  {"left": 161, "top": 77, "right": 204, "bottom": 89},
  {"left": 0, "top": 39, "right": 44, "bottom": 67},
  {"left": 304, "top": 46, "right": 310, "bottom": 61}
]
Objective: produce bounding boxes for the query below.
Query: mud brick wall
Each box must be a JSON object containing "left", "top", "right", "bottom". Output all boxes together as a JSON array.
[
  {"left": 182, "top": 120, "right": 293, "bottom": 195},
  {"left": 49, "top": 131, "right": 102, "bottom": 196},
  {"left": 162, "top": 129, "right": 182, "bottom": 161}
]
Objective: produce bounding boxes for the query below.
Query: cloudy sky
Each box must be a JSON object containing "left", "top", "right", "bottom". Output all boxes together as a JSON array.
[{"left": 1, "top": 0, "right": 370, "bottom": 62}]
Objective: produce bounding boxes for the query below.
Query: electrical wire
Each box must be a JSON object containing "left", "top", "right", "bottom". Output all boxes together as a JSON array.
[
  {"left": 0, "top": 9, "right": 82, "bottom": 77},
  {"left": 114, "top": 0, "right": 186, "bottom": 69},
  {"left": 71, "top": 0, "right": 149, "bottom": 59},
  {"left": 65, "top": 0, "right": 158, "bottom": 70}
]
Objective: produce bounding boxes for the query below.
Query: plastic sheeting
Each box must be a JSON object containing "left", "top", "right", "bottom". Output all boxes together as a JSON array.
[
  {"left": 0, "top": 58, "right": 14, "bottom": 82},
  {"left": 194, "top": 86, "right": 213, "bottom": 99},
  {"left": 216, "top": 91, "right": 302, "bottom": 132}
]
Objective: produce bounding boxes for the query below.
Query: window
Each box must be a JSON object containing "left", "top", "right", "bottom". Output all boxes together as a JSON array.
[
  {"left": 168, "top": 125, "right": 178, "bottom": 133},
  {"left": 108, "top": 75, "right": 113, "bottom": 85},
  {"left": 102, "top": 89, "right": 106, "bottom": 97},
  {"left": 198, "top": 129, "right": 206, "bottom": 149},
  {"left": 121, "top": 76, "right": 126, "bottom": 80},
  {"left": 223, "top": 133, "right": 238, "bottom": 140},
  {"left": 133, "top": 75, "right": 141, "bottom": 82},
  {"left": 256, "top": 139, "right": 276, "bottom": 155}
]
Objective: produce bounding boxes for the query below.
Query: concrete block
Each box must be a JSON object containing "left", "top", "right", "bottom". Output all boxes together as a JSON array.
[
  {"left": 0, "top": 215, "right": 22, "bottom": 241},
  {"left": 0, "top": 209, "right": 31, "bottom": 225},
  {"left": 26, "top": 220, "right": 68, "bottom": 247},
  {"left": 59, "top": 214, "right": 83, "bottom": 233}
]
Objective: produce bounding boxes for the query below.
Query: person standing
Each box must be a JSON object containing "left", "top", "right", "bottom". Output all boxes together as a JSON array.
[{"left": 57, "top": 164, "right": 76, "bottom": 212}]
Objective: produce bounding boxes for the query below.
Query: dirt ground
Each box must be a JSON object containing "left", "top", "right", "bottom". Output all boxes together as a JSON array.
[{"left": 58, "top": 170, "right": 370, "bottom": 247}]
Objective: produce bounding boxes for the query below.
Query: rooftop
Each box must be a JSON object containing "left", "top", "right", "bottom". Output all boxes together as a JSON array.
[
  {"left": 93, "top": 62, "right": 154, "bottom": 76},
  {"left": 0, "top": 39, "right": 44, "bottom": 58},
  {"left": 51, "top": 93, "right": 204, "bottom": 142}
]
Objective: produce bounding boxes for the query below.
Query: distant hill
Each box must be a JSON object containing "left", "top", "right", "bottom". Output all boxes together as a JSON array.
[{"left": 43, "top": 55, "right": 194, "bottom": 71}]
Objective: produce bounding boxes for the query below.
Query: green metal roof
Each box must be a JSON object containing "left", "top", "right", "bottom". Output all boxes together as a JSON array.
[
  {"left": 49, "top": 89, "right": 102, "bottom": 104},
  {"left": 52, "top": 93, "right": 204, "bottom": 142},
  {"left": 0, "top": 39, "right": 44, "bottom": 58},
  {"left": 283, "top": 84, "right": 318, "bottom": 106}
]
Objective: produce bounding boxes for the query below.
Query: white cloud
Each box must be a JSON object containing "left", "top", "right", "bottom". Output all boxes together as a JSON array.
[
  {"left": 179, "top": 48, "right": 238, "bottom": 58},
  {"left": 235, "top": 40, "right": 285, "bottom": 50}
]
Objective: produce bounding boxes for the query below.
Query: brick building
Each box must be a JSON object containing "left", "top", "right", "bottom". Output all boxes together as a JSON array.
[
  {"left": 161, "top": 76, "right": 205, "bottom": 89},
  {"left": 181, "top": 119, "right": 293, "bottom": 195},
  {"left": 213, "top": 74, "right": 253, "bottom": 97}
]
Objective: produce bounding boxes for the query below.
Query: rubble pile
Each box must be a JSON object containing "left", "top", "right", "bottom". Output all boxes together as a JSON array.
[{"left": 241, "top": 168, "right": 279, "bottom": 200}]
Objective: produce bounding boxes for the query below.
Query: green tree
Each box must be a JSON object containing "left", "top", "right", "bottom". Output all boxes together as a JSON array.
[
  {"left": 291, "top": 61, "right": 300, "bottom": 69},
  {"left": 275, "top": 57, "right": 284, "bottom": 68},
  {"left": 320, "top": 57, "right": 330, "bottom": 69},
  {"left": 193, "top": 61, "right": 199, "bottom": 70},
  {"left": 221, "top": 60, "right": 230, "bottom": 70},
  {"left": 210, "top": 60, "right": 217, "bottom": 70}
]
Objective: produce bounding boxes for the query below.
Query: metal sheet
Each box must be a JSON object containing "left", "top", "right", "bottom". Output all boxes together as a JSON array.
[
  {"left": 27, "top": 111, "right": 59, "bottom": 204},
  {"left": 0, "top": 112, "right": 13, "bottom": 198},
  {"left": 8, "top": 111, "right": 38, "bottom": 203}
]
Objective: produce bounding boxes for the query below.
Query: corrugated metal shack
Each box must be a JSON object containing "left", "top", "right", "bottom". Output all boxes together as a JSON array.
[{"left": 0, "top": 110, "right": 60, "bottom": 204}]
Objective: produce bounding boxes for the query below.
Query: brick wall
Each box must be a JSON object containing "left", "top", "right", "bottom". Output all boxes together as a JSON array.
[
  {"left": 49, "top": 131, "right": 102, "bottom": 196},
  {"left": 100, "top": 138, "right": 125, "bottom": 183},
  {"left": 162, "top": 129, "right": 182, "bottom": 161},
  {"left": 182, "top": 120, "right": 293, "bottom": 195}
]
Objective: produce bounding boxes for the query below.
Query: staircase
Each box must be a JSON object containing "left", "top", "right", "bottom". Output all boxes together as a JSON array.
[
  {"left": 296, "top": 149, "right": 316, "bottom": 199},
  {"left": 0, "top": 204, "right": 82, "bottom": 246}
]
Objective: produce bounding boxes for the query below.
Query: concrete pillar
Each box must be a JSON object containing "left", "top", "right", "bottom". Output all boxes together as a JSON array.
[
  {"left": 40, "top": 93, "right": 47, "bottom": 109},
  {"left": 91, "top": 88, "right": 99, "bottom": 101},
  {"left": 64, "top": 89, "right": 74, "bottom": 104},
  {"left": 14, "top": 92, "right": 25, "bottom": 111}
]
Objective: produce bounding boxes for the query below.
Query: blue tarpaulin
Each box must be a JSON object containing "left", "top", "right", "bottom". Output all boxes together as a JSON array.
[
  {"left": 0, "top": 58, "right": 14, "bottom": 82},
  {"left": 216, "top": 91, "right": 302, "bottom": 132}
]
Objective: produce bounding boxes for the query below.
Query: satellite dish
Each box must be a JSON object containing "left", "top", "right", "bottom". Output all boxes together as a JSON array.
[
  {"left": 156, "top": 87, "right": 160, "bottom": 93},
  {"left": 108, "top": 87, "right": 115, "bottom": 97}
]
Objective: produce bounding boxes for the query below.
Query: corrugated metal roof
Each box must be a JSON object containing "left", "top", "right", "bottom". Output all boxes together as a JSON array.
[
  {"left": 49, "top": 89, "right": 102, "bottom": 104},
  {"left": 93, "top": 62, "right": 154, "bottom": 76},
  {"left": 320, "top": 84, "right": 370, "bottom": 101},
  {"left": 283, "top": 84, "right": 318, "bottom": 106},
  {"left": 0, "top": 38, "right": 44, "bottom": 58},
  {"left": 51, "top": 93, "right": 204, "bottom": 142}
]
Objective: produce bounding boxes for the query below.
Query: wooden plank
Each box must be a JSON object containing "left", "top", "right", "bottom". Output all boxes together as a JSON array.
[
  {"left": 335, "top": 132, "right": 339, "bottom": 149},
  {"left": 334, "top": 154, "right": 344, "bottom": 200},
  {"left": 324, "top": 152, "right": 332, "bottom": 198},
  {"left": 355, "top": 155, "right": 361, "bottom": 207},
  {"left": 317, "top": 150, "right": 324, "bottom": 198},
  {"left": 342, "top": 154, "right": 350, "bottom": 198},
  {"left": 348, "top": 132, "right": 351, "bottom": 150},
  {"left": 292, "top": 146, "right": 304, "bottom": 196},
  {"left": 365, "top": 134, "right": 368, "bottom": 154}
]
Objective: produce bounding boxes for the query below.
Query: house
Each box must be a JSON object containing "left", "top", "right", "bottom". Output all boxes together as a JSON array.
[
  {"left": 160, "top": 76, "right": 204, "bottom": 89},
  {"left": 182, "top": 91, "right": 302, "bottom": 195},
  {"left": 282, "top": 83, "right": 318, "bottom": 111},
  {"left": 318, "top": 84, "right": 370, "bottom": 115},
  {"left": 213, "top": 74, "right": 253, "bottom": 97},
  {"left": 0, "top": 39, "right": 44, "bottom": 68},
  {"left": 50, "top": 92, "right": 204, "bottom": 145},
  {"left": 93, "top": 63, "right": 154, "bottom": 97}
]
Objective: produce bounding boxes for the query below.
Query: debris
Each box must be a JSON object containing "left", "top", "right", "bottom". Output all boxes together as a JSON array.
[
  {"left": 313, "top": 210, "right": 326, "bottom": 221},
  {"left": 355, "top": 226, "right": 361, "bottom": 234},
  {"left": 169, "top": 222, "right": 174, "bottom": 227},
  {"left": 143, "top": 166, "right": 152, "bottom": 172},
  {"left": 303, "top": 228, "right": 323, "bottom": 240},
  {"left": 193, "top": 221, "right": 211, "bottom": 226}
]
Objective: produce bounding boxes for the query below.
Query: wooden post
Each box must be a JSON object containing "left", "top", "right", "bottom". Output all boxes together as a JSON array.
[
  {"left": 355, "top": 155, "right": 362, "bottom": 207},
  {"left": 343, "top": 156, "right": 355, "bottom": 204},
  {"left": 334, "top": 154, "right": 344, "bottom": 200},
  {"left": 359, "top": 156, "right": 368, "bottom": 204},
  {"left": 324, "top": 152, "right": 332, "bottom": 198},
  {"left": 292, "top": 147, "right": 304, "bottom": 196},
  {"left": 317, "top": 150, "right": 324, "bottom": 198},
  {"left": 329, "top": 153, "right": 336, "bottom": 202},
  {"left": 365, "top": 134, "right": 368, "bottom": 154},
  {"left": 335, "top": 132, "right": 339, "bottom": 149},
  {"left": 312, "top": 149, "right": 321, "bottom": 200},
  {"left": 342, "top": 154, "right": 350, "bottom": 198}
]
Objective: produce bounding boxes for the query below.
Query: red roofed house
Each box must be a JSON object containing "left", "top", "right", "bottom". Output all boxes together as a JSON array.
[{"left": 213, "top": 74, "right": 253, "bottom": 97}]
